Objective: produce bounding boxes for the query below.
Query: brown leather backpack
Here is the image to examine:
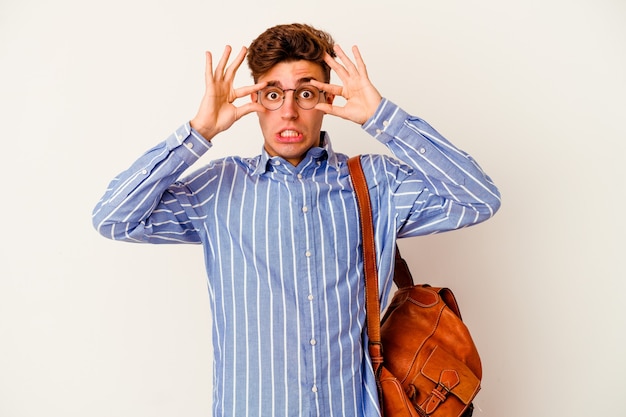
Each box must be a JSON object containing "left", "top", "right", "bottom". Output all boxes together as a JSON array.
[{"left": 349, "top": 156, "right": 482, "bottom": 417}]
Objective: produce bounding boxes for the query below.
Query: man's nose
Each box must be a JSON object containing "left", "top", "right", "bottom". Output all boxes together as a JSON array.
[{"left": 280, "top": 91, "right": 299, "bottom": 118}]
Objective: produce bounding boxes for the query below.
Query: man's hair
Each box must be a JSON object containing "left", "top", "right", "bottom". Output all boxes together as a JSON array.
[{"left": 247, "top": 23, "right": 336, "bottom": 83}]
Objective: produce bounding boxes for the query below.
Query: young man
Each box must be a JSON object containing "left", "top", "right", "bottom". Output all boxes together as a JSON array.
[{"left": 93, "top": 23, "right": 500, "bottom": 417}]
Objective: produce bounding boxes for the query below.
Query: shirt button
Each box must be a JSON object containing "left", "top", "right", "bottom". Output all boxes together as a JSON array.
[
  {"left": 185, "top": 142, "right": 194, "bottom": 149},
  {"left": 312, "top": 385, "right": 318, "bottom": 393},
  {"left": 302, "top": 206, "right": 309, "bottom": 213},
  {"left": 383, "top": 120, "right": 389, "bottom": 126},
  {"left": 308, "top": 294, "right": 314, "bottom": 301},
  {"left": 141, "top": 169, "right": 148, "bottom": 175},
  {"left": 305, "top": 251, "right": 311, "bottom": 257},
  {"left": 310, "top": 339, "right": 317, "bottom": 345},
  {"left": 376, "top": 129, "right": 382, "bottom": 135},
  {"left": 419, "top": 148, "right": 426, "bottom": 154},
  {"left": 176, "top": 134, "right": 183, "bottom": 141},
  {"left": 297, "top": 173, "right": 303, "bottom": 179}
]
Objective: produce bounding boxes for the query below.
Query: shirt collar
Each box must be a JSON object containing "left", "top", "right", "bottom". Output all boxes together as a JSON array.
[{"left": 251, "top": 131, "right": 339, "bottom": 176}]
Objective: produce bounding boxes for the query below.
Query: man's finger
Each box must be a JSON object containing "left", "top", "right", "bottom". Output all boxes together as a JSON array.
[
  {"left": 334, "top": 44, "right": 359, "bottom": 74},
  {"left": 224, "top": 46, "right": 248, "bottom": 81},
  {"left": 204, "top": 51, "right": 214, "bottom": 84},
  {"left": 214, "top": 45, "right": 232, "bottom": 80}
]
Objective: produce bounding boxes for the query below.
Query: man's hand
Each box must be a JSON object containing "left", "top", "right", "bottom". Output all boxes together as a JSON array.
[
  {"left": 311, "top": 45, "right": 383, "bottom": 125},
  {"left": 190, "top": 46, "right": 266, "bottom": 141}
]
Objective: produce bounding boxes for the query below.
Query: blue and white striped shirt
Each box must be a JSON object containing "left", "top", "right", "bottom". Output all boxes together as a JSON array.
[{"left": 93, "top": 99, "right": 500, "bottom": 416}]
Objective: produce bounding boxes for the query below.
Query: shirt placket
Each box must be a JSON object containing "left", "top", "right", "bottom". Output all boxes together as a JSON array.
[{"left": 297, "top": 168, "right": 325, "bottom": 413}]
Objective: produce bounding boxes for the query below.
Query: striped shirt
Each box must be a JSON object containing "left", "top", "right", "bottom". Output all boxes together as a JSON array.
[{"left": 92, "top": 99, "right": 500, "bottom": 416}]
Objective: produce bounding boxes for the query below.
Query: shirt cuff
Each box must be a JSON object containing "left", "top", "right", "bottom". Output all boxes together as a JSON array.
[
  {"left": 164, "top": 122, "right": 213, "bottom": 164},
  {"left": 362, "top": 98, "right": 410, "bottom": 144}
]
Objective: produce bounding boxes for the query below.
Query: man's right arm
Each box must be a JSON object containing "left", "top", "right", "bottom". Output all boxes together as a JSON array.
[
  {"left": 93, "top": 46, "right": 266, "bottom": 243},
  {"left": 91, "top": 123, "right": 210, "bottom": 243}
]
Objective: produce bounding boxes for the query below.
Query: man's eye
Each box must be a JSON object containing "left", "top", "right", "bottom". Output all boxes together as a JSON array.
[
  {"left": 265, "top": 90, "right": 282, "bottom": 101},
  {"left": 298, "top": 89, "right": 315, "bottom": 100}
]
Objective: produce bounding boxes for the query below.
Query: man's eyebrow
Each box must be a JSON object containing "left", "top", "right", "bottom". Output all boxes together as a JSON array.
[{"left": 265, "top": 77, "right": 317, "bottom": 88}]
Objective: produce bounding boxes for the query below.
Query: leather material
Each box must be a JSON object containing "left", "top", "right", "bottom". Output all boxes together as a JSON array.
[{"left": 348, "top": 156, "right": 481, "bottom": 417}]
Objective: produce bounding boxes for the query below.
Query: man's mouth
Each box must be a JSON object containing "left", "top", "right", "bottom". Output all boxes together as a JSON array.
[
  {"left": 280, "top": 130, "right": 301, "bottom": 138},
  {"left": 277, "top": 130, "right": 303, "bottom": 141}
]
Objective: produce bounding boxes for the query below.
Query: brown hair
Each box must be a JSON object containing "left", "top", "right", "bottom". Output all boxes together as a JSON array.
[{"left": 247, "top": 23, "right": 336, "bottom": 83}]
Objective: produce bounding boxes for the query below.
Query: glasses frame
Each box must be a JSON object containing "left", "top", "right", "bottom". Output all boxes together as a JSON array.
[{"left": 257, "top": 84, "right": 325, "bottom": 111}]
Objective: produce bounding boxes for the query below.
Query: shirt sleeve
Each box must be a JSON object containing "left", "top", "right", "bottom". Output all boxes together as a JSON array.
[
  {"left": 361, "top": 98, "right": 501, "bottom": 237},
  {"left": 91, "top": 123, "right": 212, "bottom": 243}
]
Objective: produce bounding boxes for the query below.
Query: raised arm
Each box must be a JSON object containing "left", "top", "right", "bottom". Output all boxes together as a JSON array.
[
  {"left": 314, "top": 45, "right": 500, "bottom": 235},
  {"left": 361, "top": 101, "right": 501, "bottom": 237},
  {"left": 93, "top": 47, "right": 265, "bottom": 242}
]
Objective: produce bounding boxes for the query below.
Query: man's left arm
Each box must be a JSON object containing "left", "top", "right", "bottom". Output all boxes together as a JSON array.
[
  {"left": 362, "top": 98, "right": 501, "bottom": 236},
  {"left": 316, "top": 44, "right": 500, "bottom": 235}
]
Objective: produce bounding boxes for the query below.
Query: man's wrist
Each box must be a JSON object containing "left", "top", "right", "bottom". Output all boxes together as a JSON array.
[{"left": 189, "top": 119, "right": 217, "bottom": 142}]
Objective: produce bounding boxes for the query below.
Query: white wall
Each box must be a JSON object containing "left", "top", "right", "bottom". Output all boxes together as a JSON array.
[{"left": 1, "top": 0, "right": 624, "bottom": 416}]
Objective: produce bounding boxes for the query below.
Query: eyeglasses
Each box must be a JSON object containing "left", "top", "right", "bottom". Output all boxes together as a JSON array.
[{"left": 257, "top": 84, "right": 324, "bottom": 111}]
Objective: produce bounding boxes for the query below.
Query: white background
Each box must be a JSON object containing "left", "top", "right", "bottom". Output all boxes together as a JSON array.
[{"left": 1, "top": 0, "right": 625, "bottom": 416}]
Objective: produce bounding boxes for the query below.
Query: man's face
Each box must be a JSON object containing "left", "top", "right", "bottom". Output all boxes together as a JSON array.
[{"left": 253, "top": 60, "right": 334, "bottom": 166}]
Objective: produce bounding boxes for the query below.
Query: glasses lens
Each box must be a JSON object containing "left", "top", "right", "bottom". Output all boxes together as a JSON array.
[
  {"left": 294, "top": 85, "right": 320, "bottom": 110},
  {"left": 259, "top": 87, "right": 284, "bottom": 111}
]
